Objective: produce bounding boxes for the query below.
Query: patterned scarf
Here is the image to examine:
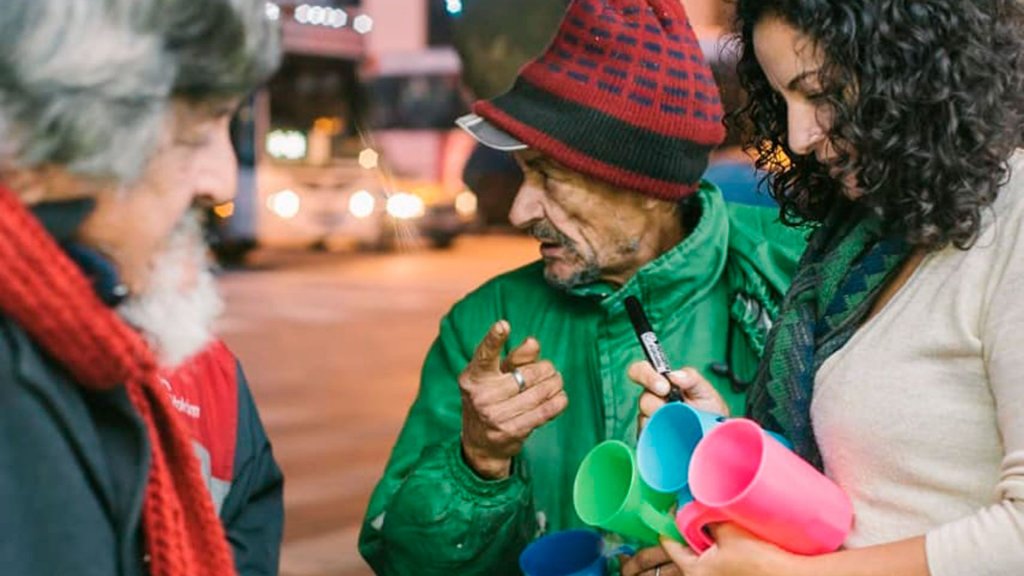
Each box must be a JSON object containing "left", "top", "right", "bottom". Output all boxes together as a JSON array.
[
  {"left": 747, "top": 203, "right": 909, "bottom": 470},
  {"left": 0, "top": 184, "right": 236, "bottom": 576}
]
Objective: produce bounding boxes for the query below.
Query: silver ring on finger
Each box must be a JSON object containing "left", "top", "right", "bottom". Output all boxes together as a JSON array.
[
  {"left": 511, "top": 367, "right": 526, "bottom": 393},
  {"left": 654, "top": 566, "right": 661, "bottom": 576}
]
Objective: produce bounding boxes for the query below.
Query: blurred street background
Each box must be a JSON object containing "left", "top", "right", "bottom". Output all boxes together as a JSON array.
[
  {"left": 218, "top": 236, "right": 535, "bottom": 576},
  {"left": 211, "top": 0, "right": 754, "bottom": 574}
]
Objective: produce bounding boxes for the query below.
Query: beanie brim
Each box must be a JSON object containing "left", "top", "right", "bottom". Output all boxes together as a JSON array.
[{"left": 456, "top": 113, "right": 528, "bottom": 152}]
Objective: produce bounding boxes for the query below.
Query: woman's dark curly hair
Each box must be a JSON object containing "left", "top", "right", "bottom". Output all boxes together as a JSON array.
[{"left": 732, "top": 0, "right": 1024, "bottom": 249}]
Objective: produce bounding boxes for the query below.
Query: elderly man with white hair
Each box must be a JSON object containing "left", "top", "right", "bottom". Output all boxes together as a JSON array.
[{"left": 0, "top": 1, "right": 282, "bottom": 575}]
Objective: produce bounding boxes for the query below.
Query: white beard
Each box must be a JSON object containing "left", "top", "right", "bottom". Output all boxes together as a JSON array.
[{"left": 117, "top": 212, "right": 224, "bottom": 370}]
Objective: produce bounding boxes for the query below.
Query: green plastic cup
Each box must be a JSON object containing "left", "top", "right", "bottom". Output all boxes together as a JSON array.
[{"left": 573, "top": 440, "right": 683, "bottom": 545}]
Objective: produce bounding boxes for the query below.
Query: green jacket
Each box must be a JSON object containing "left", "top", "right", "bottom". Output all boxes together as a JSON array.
[{"left": 360, "top": 182, "right": 805, "bottom": 575}]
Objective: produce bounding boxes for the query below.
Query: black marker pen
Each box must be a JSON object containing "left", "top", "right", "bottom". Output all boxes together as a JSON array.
[{"left": 624, "top": 296, "right": 682, "bottom": 403}]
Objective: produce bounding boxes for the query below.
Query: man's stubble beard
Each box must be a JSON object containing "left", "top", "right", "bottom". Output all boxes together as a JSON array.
[
  {"left": 532, "top": 220, "right": 641, "bottom": 291},
  {"left": 531, "top": 220, "right": 597, "bottom": 290}
]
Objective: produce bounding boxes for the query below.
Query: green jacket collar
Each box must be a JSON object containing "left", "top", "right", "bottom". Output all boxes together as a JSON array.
[{"left": 569, "top": 181, "right": 729, "bottom": 323}]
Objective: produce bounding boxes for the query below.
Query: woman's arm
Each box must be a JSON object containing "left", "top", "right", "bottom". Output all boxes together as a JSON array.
[
  {"left": 791, "top": 536, "right": 928, "bottom": 576},
  {"left": 660, "top": 525, "right": 929, "bottom": 576}
]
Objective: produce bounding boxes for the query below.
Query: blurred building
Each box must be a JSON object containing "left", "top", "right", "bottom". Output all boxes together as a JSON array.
[{"left": 212, "top": 1, "right": 478, "bottom": 261}]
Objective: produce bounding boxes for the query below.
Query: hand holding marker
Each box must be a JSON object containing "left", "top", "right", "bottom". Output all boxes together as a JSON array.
[{"left": 624, "top": 296, "right": 683, "bottom": 403}]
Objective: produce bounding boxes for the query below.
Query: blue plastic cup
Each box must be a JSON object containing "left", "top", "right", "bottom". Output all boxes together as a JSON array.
[
  {"left": 637, "top": 403, "right": 792, "bottom": 506},
  {"left": 519, "top": 530, "right": 632, "bottom": 576},
  {"left": 637, "top": 403, "right": 725, "bottom": 503}
]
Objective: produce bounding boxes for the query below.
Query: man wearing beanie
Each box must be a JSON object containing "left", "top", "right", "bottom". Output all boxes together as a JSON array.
[
  {"left": 360, "top": 1, "right": 805, "bottom": 574},
  {"left": 0, "top": 1, "right": 283, "bottom": 575}
]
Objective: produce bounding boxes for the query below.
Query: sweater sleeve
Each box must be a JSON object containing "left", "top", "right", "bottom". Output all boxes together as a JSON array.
[
  {"left": 924, "top": 177, "right": 1024, "bottom": 576},
  {"left": 358, "top": 308, "right": 537, "bottom": 575}
]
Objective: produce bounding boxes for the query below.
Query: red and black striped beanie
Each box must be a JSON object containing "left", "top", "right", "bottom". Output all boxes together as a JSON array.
[{"left": 462, "top": 0, "right": 725, "bottom": 201}]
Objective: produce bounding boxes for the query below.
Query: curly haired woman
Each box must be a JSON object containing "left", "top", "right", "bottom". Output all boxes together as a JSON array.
[{"left": 628, "top": 1, "right": 1024, "bottom": 575}]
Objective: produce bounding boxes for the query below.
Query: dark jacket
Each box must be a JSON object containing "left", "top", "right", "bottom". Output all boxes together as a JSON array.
[{"left": 0, "top": 318, "right": 284, "bottom": 575}]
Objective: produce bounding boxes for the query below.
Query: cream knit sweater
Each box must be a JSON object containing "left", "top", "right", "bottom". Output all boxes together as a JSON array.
[{"left": 812, "top": 150, "right": 1024, "bottom": 576}]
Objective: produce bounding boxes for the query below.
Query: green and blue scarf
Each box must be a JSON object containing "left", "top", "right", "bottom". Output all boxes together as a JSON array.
[{"left": 747, "top": 205, "right": 909, "bottom": 470}]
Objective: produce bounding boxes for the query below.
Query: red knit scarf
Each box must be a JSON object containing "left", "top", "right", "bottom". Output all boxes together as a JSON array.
[{"left": 0, "top": 185, "right": 236, "bottom": 576}]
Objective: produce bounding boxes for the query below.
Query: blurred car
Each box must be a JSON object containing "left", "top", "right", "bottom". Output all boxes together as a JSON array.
[{"left": 209, "top": 150, "right": 478, "bottom": 265}]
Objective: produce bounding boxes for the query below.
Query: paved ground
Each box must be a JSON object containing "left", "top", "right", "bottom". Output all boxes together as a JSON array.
[{"left": 217, "top": 233, "right": 538, "bottom": 576}]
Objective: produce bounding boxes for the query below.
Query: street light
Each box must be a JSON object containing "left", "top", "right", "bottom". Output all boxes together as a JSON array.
[
  {"left": 265, "top": 2, "right": 280, "bottom": 21},
  {"left": 328, "top": 8, "right": 347, "bottom": 28},
  {"left": 353, "top": 14, "right": 373, "bottom": 34},
  {"left": 358, "top": 148, "right": 379, "bottom": 170},
  {"left": 309, "top": 5, "right": 326, "bottom": 25}
]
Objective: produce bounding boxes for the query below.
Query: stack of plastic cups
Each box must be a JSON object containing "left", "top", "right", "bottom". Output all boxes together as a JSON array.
[{"left": 573, "top": 402, "right": 840, "bottom": 556}]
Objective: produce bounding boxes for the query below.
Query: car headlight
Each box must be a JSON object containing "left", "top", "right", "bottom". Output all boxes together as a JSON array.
[
  {"left": 349, "top": 190, "right": 376, "bottom": 219},
  {"left": 267, "top": 189, "right": 301, "bottom": 219},
  {"left": 386, "top": 192, "right": 425, "bottom": 220},
  {"left": 266, "top": 130, "right": 307, "bottom": 160}
]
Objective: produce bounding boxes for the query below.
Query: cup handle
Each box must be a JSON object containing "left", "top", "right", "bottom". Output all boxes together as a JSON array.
[
  {"left": 639, "top": 502, "right": 684, "bottom": 543},
  {"left": 604, "top": 544, "right": 635, "bottom": 559},
  {"left": 675, "top": 501, "right": 730, "bottom": 553}
]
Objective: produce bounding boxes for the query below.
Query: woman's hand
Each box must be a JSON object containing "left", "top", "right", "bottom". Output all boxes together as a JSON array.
[
  {"left": 659, "top": 524, "right": 795, "bottom": 576},
  {"left": 619, "top": 546, "right": 683, "bottom": 576},
  {"left": 627, "top": 362, "right": 730, "bottom": 429}
]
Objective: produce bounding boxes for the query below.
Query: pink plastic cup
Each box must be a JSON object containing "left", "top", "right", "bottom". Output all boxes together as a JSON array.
[{"left": 675, "top": 418, "right": 853, "bottom": 555}]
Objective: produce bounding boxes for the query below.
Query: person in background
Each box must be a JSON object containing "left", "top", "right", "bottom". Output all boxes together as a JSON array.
[
  {"left": 631, "top": 1, "right": 1024, "bottom": 575},
  {"left": 0, "top": 0, "right": 282, "bottom": 574},
  {"left": 359, "top": 1, "right": 805, "bottom": 574}
]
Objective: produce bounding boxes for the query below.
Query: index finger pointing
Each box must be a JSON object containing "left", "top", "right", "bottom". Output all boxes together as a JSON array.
[{"left": 469, "top": 320, "right": 510, "bottom": 374}]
